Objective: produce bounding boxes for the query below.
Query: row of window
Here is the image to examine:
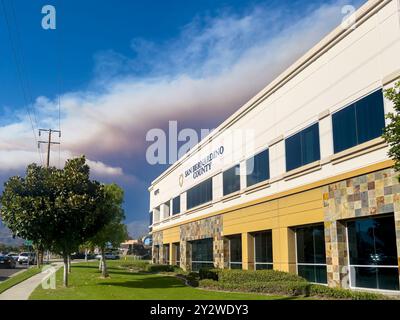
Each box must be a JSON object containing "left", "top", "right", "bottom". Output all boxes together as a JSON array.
[
  {"left": 152, "top": 89, "right": 385, "bottom": 221},
  {"left": 155, "top": 215, "right": 399, "bottom": 291}
]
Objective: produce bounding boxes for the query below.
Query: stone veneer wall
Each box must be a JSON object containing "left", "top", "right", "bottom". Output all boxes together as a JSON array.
[
  {"left": 323, "top": 167, "right": 400, "bottom": 288},
  {"left": 179, "top": 215, "right": 225, "bottom": 271},
  {"left": 152, "top": 231, "right": 163, "bottom": 264}
]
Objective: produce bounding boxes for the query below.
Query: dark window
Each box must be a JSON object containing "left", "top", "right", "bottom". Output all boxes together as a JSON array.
[
  {"left": 296, "top": 224, "right": 327, "bottom": 284},
  {"left": 187, "top": 178, "right": 213, "bottom": 210},
  {"left": 172, "top": 196, "right": 181, "bottom": 215},
  {"left": 174, "top": 243, "right": 180, "bottom": 267},
  {"left": 149, "top": 212, "right": 153, "bottom": 226},
  {"left": 223, "top": 165, "right": 241, "bottom": 196},
  {"left": 229, "top": 235, "right": 242, "bottom": 269},
  {"left": 246, "top": 149, "right": 270, "bottom": 187},
  {"left": 163, "top": 244, "right": 170, "bottom": 265},
  {"left": 332, "top": 90, "right": 385, "bottom": 153},
  {"left": 191, "top": 238, "right": 213, "bottom": 271},
  {"left": 347, "top": 215, "right": 399, "bottom": 290},
  {"left": 254, "top": 230, "right": 273, "bottom": 270},
  {"left": 285, "top": 123, "right": 320, "bottom": 172}
]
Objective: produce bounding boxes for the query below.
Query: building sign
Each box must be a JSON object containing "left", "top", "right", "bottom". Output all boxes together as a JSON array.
[{"left": 183, "top": 146, "right": 225, "bottom": 182}]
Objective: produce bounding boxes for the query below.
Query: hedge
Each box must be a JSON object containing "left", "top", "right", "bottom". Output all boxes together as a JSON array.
[
  {"left": 199, "top": 279, "right": 310, "bottom": 296},
  {"left": 199, "top": 268, "right": 306, "bottom": 283},
  {"left": 309, "top": 284, "right": 386, "bottom": 300},
  {"left": 199, "top": 279, "right": 386, "bottom": 300},
  {"left": 198, "top": 269, "right": 387, "bottom": 300},
  {"left": 145, "top": 264, "right": 176, "bottom": 273}
]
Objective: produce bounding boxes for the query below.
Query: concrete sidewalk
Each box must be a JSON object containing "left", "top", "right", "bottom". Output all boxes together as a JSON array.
[{"left": 0, "top": 263, "right": 62, "bottom": 300}]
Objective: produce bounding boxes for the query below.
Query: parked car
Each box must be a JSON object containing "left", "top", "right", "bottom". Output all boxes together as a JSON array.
[
  {"left": 70, "top": 252, "right": 96, "bottom": 260},
  {"left": 0, "top": 254, "right": 16, "bottom": 269},
  {"left": 7, "top": 252, "right": 20, "bottom": 261},
  {"left": 95, "top": 253, "right": 120, "bottom": 260},
  {"left": 17, "top": 252, "right": 35, "bottom": 265}
]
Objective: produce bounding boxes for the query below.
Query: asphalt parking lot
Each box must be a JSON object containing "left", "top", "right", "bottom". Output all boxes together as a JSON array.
[{"left": 0, "top": 263, "right": 27, "bottom": 282}]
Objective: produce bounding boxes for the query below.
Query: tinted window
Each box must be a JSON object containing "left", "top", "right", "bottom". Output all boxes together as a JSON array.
[
  {"left": 332, "top": 90, "right": 385, "bottom": 153},
  {"left": 223, "top": 165, "right": 241, "bottom": 196},
  {"left": 285, "top": 123, "right": 320, "bottom": 172},
  {"left": 172, "top": 196, "right": 181, "bottom": 215},
  {"left": 296, "top": 224, "right": 327, "bottom": 284},
  {"left": 246, "top": 149, "right": 270, "bottom": 187},
  {"left": 187, "top": 178, "right": 213, "bottom": 210},
  {"left": 254, "top": 230, "right": 273, "bottom": 270},
  {"left": 229, "top": 235, "right": 242, "bottom": 269},
  {"left": 191, "top": 238, "right": 213, "bottom": 271},
  {"left": 347, "top": 216, "right": 398, "bottom": 266},
  {"left": 254, "top": 231, "right": 273, "bottom": 263},
  {"left": 347, "top": 215, "right": 399, "bottom": 290}
]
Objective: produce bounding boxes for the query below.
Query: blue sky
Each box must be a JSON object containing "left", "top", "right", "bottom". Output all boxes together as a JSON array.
[{"left": 0, "top": 0, "right": 363, "bottom": 238}]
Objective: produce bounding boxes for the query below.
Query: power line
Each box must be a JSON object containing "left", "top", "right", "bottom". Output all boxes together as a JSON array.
[{"left": 0, "top": 0, "right": 43, "bottom": 165}]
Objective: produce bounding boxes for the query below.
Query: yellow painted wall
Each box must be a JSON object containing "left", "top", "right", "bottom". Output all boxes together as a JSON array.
[
  {"left": 162, "top": 226, "right": 180, "bottom": 244},
  {"left": 223, "top": 187, "right": 324, "bottom": 272},
  {"left": 223, "top": 188, "right": 324, "bottom": 235}
]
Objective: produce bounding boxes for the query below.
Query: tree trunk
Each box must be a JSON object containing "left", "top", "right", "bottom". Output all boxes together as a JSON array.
[
  {"left": 36, "top": 249, "right": 40, "bottom": 268},
  {"left": 63, "top": 255, "right": 68, "bottom": 287},
  {"left": 67, "top": 255, "right": 71, "bottom": 273},
  {"left": 101, "top": 249, "right": 108, "bottom": 278},
  {"left": 85, "top": 249, "right": 88, "bottom": 262}
]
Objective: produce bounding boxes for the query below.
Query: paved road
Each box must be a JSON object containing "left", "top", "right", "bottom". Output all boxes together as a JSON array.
[{"left": 0, "top": 264, "right": 27, "bottom": 282}]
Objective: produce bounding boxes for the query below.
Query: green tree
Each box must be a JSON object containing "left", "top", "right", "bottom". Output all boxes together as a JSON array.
[
  {"left": 87, "top": 183, "right": 127, "bottom": 278},
  {"left": 383, "top": 81, "right": 400, "bottom": 177},
  {"left": 0, "top": 156, "right": 111, "bottom": 287}
]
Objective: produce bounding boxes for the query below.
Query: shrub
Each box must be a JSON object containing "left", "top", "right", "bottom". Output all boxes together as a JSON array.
[
  {"left": 186, "top": 272, "right": 200, "bottom": 287},
  {"left": 199, "top": 268, "right": 219, "bottom": 280},
  {"left": 206, "top": 269, "right": 306, "bottom": 284},
  {"left": 199, "top": 279, "right": 310, "bottom": 296},
  {"left": 309, "top": 284, "right": 386, "bottom": 300},
  {"left": 118, "top": 259, "right": 149, "bottom": 271},
  {"left": 199, "top": 278, "right": 387, "bottom": 300},
  {"left": 146, "top": 264, "right": 175, "bottom": 273}
]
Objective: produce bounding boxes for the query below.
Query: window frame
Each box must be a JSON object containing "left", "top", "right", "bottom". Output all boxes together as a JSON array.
[
  {"left": 223, "top": 164, "right": 241, "bottom": 196},
  {"left": 332, "top": 89, "right": 385, "bottom": 154},
  {"left": 246, "top": 148, "right": 270, "bottom": 188},
  {"left": 186, "top": 177, "right": 213, "bottom": 210},
  {"left": 253, "top": 230, "right": 273, "bottom": 270},
  {"left": 285, "top": 122, "right": 321, "bottom": 172},
  {"left": 294, "top": 223, "right": 327, "bottom": 285},
  {"left": 172, "top": 195, "right": 181, "bottom": 215},
  {"left": 191, "top": 238, "right": 214, "bottom": 271},
  {"left": 345, "top": 215, "right": 400, "bottom": 292},
  {"left": 228, "top": 235, "right": 242, "bottom": 269}
]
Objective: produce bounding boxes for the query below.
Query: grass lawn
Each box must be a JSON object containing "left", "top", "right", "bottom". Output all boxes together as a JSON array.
[
  {"left": 29, "top": 261, "right": 294, "bottom": 300},
  {"left": 0, "top": 267, "right": 41, "bottom": 294}
]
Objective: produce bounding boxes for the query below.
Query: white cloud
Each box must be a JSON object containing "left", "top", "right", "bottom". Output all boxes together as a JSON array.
[{"left": 0, "top": 0, "right": 360, "bottom": 181}]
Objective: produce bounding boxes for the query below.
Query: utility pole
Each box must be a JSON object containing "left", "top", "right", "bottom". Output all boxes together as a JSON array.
[
  {"left": 38, "top": 129, "right": 61, "bottom": 167},
  {"left": 37, "top": 129, "right": 61, "bottom": 266}
]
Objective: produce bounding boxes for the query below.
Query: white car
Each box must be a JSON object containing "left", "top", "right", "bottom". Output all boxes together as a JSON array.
[
  {"left": 95, "top": 253, "right": 120, "bottom": 260},
  {"left": 17, "top": 252, "right": 35, "bottom": 265}
]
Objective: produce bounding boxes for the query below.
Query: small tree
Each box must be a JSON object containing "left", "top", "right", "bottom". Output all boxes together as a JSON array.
[
  {"left": 0, "top": 164, "right": 57, "bottom": 267},
  {"left": 88, "top": 183, "right": 127, "bottom": 278},
  {"left": 1, "top": 156, "right": 112, "bottom": 287},
  {"left": 383, "top": 81, "right": 400, "bottom": 177}
]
